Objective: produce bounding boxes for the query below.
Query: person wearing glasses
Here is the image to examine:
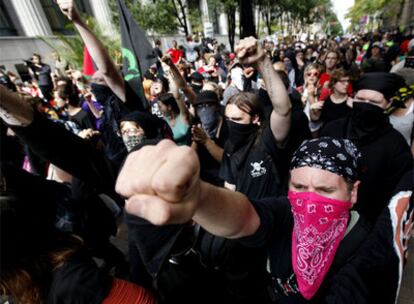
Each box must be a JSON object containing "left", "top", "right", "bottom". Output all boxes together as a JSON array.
[
  {"left": 298, "top": 63, "right": 323, "bottom": 135},
  {"left": 310, "top": 69, "right": 353, "bottom": 127},
  {"left": 321, "top": 72, "right": 413, "bottom": 223}
]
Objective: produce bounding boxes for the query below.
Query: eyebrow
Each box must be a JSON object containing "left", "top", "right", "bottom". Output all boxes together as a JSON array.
[
  {"left": 225, "top": 115, "right": 243, "bottom": 121},
  {"left": 290, "top": 181, "right": 337, "bottom": 192}
]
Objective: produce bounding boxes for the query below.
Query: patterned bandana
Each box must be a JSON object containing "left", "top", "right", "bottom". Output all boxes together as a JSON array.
[
  {"left": 290, "top": 137, "right": 361, "bottom": 181},
  {"left": 288, "top": 191, "right": 352, "bottom": 300}
]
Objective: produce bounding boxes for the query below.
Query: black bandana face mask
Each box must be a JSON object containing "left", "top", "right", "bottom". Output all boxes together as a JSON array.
[
  {"left": 350, "top": 102, "right": 388, "bottom": 141},
  {"left": 122, "top": 134, "right": 146, "bottom": 152},
  {"left": 90, "top": 83, "right": 113, "bottom": 104},
  {"left": 226, "top": 120, "right": 258, "bottom": 152},
  {"left": 196, "top": 105, "right": 220, "bottom": 138}
]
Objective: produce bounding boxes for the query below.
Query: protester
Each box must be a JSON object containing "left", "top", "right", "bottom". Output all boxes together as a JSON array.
[
  {"left": 2, "top": 0, "right": 414, "bottom": 302},
  {"left": 311, "top": 69, "right": 353, "bottom": 126},
  {"left": 116, "top": 136, "right": 412, "bottom": 304},
  {"left": 321, "top": 72, "right": 413, "bottom": 222},
  {"left": 25, "top": 53, "right": 54, "bottom": 102}
]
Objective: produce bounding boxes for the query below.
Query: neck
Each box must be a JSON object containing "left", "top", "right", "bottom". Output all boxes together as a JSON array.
[{"left": 332, "top": 91, "right": 347, "bottom": 101}]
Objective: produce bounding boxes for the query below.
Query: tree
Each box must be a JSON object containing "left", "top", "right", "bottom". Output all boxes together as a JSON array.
[
  {"left": 170, "top": 0, "right": 191, "bottom": 36},
  {"left": 240, "top": 0, "right": 256, "bottom": 38},
  {"left": 210, "top": 0, "right": 238, "bottom": 51},
  {"left": 108, "top": 0, "right": 179, "bottom": 35},
  {"left": 346, "top": 0, "right": 402, "bottom": 30}
]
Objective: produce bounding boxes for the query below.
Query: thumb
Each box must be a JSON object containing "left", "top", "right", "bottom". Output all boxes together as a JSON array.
[{"left": 125, "top": 194, "right": 173, "bottom": 225}]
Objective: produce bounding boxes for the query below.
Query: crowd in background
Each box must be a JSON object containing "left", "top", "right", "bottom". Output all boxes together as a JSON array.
[{"left": 0, "top": 0, "right": 414, "bottom": 303}]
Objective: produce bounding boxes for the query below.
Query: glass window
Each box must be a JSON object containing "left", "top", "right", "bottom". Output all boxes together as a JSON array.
[
  {"left": 0, "top": 3, "right": 18, "bottom": 36},
  {"left": 40, "top": 0, "right": 88, "bottom": 35}
]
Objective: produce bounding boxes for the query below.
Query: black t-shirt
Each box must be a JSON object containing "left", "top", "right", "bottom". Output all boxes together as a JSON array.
[
  {"left": 69, "top": 109, "right": 95, "bottom": 130},
  {"left": 197, "top": 118, "right": 229, "bottom": 186},
  {"left": 47, "top": 251, "right": 112, "bottom": 303},
  {"left": 31, "top": 64, "right": 52, "bottom": 86},
  {"left": 220, "top": 124, "right": 289, "bottom": 199},
  {"left": 319, "top": 96, "right": 352, "bottom": 126},
  {"left": 321, "top": 117, "right": 413, "bottom": 223}
]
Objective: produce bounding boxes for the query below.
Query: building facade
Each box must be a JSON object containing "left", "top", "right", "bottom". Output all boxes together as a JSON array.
[{"left": 0, "top": 0, "right": 115, "bottom": 75}]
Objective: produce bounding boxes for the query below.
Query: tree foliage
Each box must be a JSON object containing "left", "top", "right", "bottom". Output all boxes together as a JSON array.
[
  {"left": 346, "top": 0, "right": 403, "bottom": 29},
  {"left": 108, "top": 0, "right": 179, "bottom": 35}
]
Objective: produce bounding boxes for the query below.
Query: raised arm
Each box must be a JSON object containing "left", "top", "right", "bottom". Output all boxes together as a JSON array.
[
  {"left": 115, "top": 140, "right": 259, "bottom": 238},
  {"left": 57, "top": 0, "right": 126, "bottom": 101},
  {"left": 0, "top": 85, "right": 117, "bottom": 191},
  {"left": 236, "top": 37, "right": 291, "bottom": 145},
  {"left": 161, "top": 55, "right": 197, "bottom": 104}
]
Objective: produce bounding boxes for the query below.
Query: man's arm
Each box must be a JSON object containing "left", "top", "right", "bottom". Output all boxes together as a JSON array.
[
  {"left": 115, "top": 140, "right": 260, "bottom": 238},
  {"left": 57, "top": 0, "right": 126, "bottom": 101},
  {"left": 236, "top": 37, "right": 291, "bottom": 145},
  {"left": 191, "top": 124, "right": 224, "bottom": 162},
  {"left": 0, "top": 85, "right": 117, "bottom": 191},
  {"left": 162, "top": 56, "right": 197, "bottom": 104}
]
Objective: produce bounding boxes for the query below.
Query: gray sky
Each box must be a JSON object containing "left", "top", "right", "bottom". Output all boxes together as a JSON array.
[{"left": 332, "top": 0, "right": 355, "bottom": 31}]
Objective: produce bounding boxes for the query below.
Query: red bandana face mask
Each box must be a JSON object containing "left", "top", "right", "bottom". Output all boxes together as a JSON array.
[{"left": 288, "top": 191, "right": 352, "bottom": 300}]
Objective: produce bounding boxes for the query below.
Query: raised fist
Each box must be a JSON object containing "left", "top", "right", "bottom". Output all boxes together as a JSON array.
[
  {"left": 57, "top": 0, "right": 81, "bottom": 22},
  {"left": 235, "top": 37, "right": 266, "bottom": 66},
  {"left": 116, "top": 140, "right": 201, "bottom": 225}
]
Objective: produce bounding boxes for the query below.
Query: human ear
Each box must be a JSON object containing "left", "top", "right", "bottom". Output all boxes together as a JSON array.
[
  {"left": 252, "top": 115, "right": 260, "bottom": 125},
  {"left": 350, "top": 180, "right": 360, "bottom": 205}
]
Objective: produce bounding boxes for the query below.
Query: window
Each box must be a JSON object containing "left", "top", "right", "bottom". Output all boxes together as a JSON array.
[
  {"left": 39, "top": 0, "right": 88, "bottom": 35},
  {"left": 0, "top": 3, "right": 18, "bottom": 36}
]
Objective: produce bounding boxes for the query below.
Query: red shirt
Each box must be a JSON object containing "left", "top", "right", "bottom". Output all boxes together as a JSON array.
[{"left": 167, "top": 48, "right": 183, "bottom": 64}]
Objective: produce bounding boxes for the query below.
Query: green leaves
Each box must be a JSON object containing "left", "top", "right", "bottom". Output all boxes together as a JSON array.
[{"left": 108, "top": 0, "right": 179, "bottom": 35}]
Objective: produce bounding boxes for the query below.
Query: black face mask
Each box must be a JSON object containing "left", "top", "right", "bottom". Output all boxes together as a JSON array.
[
  {"left": 90, "top": 83, "right": 113, "bottom": 104},
  {"left": 226, "top": 120, "right": 258, "bottom": 153},
  {"left": 350, "top": 102, "right": 389, "bottom": 142},
  {"left": 196, "top": 105, "right": 220, "bottom": 138}
]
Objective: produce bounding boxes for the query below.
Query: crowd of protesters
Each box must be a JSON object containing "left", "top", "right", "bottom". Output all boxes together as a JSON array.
[{"left": 0, "top": 0, "right": 413, "bottom": 303}]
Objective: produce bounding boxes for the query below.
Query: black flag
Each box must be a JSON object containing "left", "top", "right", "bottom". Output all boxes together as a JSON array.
[{"left": 117, "top": 0, "right": 157, "bottom": 108}]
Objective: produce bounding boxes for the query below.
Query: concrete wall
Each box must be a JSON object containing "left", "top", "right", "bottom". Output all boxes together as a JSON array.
[{"left": 0, "top": 37, "right": 58, "bottom": 74}]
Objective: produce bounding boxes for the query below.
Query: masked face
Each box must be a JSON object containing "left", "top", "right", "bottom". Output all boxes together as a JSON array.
[
  {"left": 226, "top": 120, "right": 258, "bottom": 153},
  {"left": 120, "top": 122, "right": 146, "bottom": 152},
  {"left": 350, "top": 102, "right": 388, "bottom": 140},
  {"left": 90, "top": 83, "right": 113, "bottom": 104},
  {"left": 288, "top": 166, "right": 356, "bottom": 299},
  {"left": 288, "top": 190, "right": 351, "bottom": 299},
  {"left": 196, "top": 103, "right": 220, "bottom": 137}
]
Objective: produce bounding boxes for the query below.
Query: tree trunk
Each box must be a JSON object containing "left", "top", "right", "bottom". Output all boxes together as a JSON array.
[
  {"left": 171, "top": 0, "right": 189, "bottom": 36},
  {"left": 240, "top": 0, "right": 256, "bottom": 38},
  {"left": 227, "top": 6, "right": 236, "bottom": 52}
]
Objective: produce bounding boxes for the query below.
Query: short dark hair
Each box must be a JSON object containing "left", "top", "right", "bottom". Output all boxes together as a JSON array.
[
  {"left": 57, "top": 83, "right": 79, "bottom": 107},
  {"left": 329, "top": 69, "right": 350, "bottom": 89},
  {"left": 227, "top": 92, "right": 264, "bottom": 122},
  {"left": 158, "top": 93, "right": 180, "bottom": 116}
]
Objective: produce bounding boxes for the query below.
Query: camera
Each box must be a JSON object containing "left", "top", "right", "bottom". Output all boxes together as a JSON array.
[{"left": 23, "top": 59, "right": 33, "bottom": 66}]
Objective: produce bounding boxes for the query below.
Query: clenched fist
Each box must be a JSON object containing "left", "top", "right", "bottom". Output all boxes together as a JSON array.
[
  {"left": 116, "top": 140, "right": 201, "bottom": 225},
  {"left": 57, "top": 0, "right": 81, "bottom": 22},
  {"left": 235, "top": 37, "right": 266, "bottom": 66}
]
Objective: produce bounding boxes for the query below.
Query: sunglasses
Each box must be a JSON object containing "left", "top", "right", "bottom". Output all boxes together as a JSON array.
[{"left": 306, "top": 72, "right": 319, "bottom": 77}]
